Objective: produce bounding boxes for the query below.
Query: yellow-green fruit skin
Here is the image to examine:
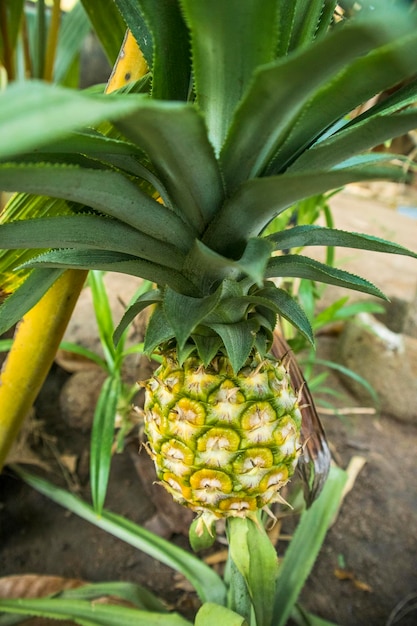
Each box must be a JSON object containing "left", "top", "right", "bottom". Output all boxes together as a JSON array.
[{"left": 144, "top": 351, "right": 302, "bottom": 519}]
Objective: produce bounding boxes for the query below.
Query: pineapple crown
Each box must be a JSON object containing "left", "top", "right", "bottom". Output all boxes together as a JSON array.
[{"left": 1, "top": 0, "right": 417, "bottom": 371}]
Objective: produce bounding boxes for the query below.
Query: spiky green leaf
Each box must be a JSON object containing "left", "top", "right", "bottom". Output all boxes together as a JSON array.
[
  {"left": 113, "top": 289, "right": 162, "bottom": 346},
  {"left": 221, "top": 7, "right": 416, "bottom": 190},
  {"left": 0, "top": 81, "right": 144, "bottom": 160},
  {"left": 204, "top": 164, "right": 406, "bottom": 254},
  {"left": 268, "top": 225, "right": 417, "bottom": 259},
  {"left": 121, "top": 0, "right": 191, "bottom": 100},
  {"left": 291, "top": 108, "right": 417, "bottom": 173},
  {"left": 143, "top": 305, "right": 175, "bottom": 356},
  {"left": 162, "top": 287, "right": 222, "bottom": 350},
  {"left": 266, "top": 255, "right": 387, "bottom": 299},
  {"left": 267, "top": 14, "right": 417, "bottom": 174},
  {"left": 19, "top": 249, "right": 196, "bottom": 295},
  {"left": 0, "top": 215, "right": 186, "bottom": 268},
  {"left": 180, "top": 0, "right": 278, "bottom": 154},
  {"left": 0, "top": 269, "right": 64, "bottom": 335},
  {"left": 0, "top": 164, "right": 195, "bottom": 250},
  {"left": 207, "top": 320, "right": 258, "bottom": 373},
  {"left": 115, "top": 102, "right": 224, "bottom": 232}
]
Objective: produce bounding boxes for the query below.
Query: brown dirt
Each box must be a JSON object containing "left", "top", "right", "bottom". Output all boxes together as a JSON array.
[{"left": 1, "top": 189, "right": 417, "bottom": 626}]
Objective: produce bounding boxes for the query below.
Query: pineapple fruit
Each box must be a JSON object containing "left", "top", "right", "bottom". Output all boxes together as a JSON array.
[
  {"left": 1, "top": 1, "right": 417, "bottom": 525},
  {"left": 144, "top": 350, "right": 302, "bottom": 522}
]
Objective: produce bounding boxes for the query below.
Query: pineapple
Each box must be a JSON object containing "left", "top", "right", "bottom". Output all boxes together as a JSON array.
[
  {"left": 144, "top": 350, "right": 302, "bottom": 523},
  {"left": 1, "top": 1, "right": 417, "bottom": 526}
]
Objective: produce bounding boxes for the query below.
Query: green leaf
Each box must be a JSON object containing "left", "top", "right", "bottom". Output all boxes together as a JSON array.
[
  {"left": 143, "top": 305, "right": 175, "bottom": 356},
  {"left": 220, "top": 7, "right": 415, "bottom": 190},
  {"left": 291, "top": 108, "right": 417, "bottom": 173},
  {"left": 19, "top": 249, "right": 197, "bottom": 296},
  {"left": 266, "top": 255, "right": 387, "bottom": 299},
  {"left": 113, "top": 288, "right": 161, "bottom": 347},
  {"left": 80, "top": 0, "right": 126, "bottom": 65},
  {"left": 0, "top": 269, "right": 64, "bottom": 335},
  {"left": 59, "top": 341, "right": 107, "bottom": 370},
  {"left": 267, "top": 224, "right": 417, "bottom": 259},
  {"left": 180, "top": 0, "right": 278, "bottom": 154},
  {"left": 88, "top": 271, "right": 117, "bottom": 365},
  {"left": 0, "top": 597, "right": 191, "bottom": 626},
  {"left": 195, "top": 603, "right": 248, "bottom": 626},
  {"left": 131, "top": 0, "right": 191, "bottom": 101},
  {"left": 90, "top": 375, "right": 122, "bottom": 515},
  {"left": 203, "top": 164, "right": 406, "bottom": 253},
  {"left": 0, "top": 81, "right": 144, "bottom": 160},
  {"left": 12, "top": 466, "right": 227, "bottom": 606},
  {"left": 54, "top": 2, "right": 91, "bottom": 84},
  {"left": 288, "top": 0, "right": 337, "bottom": 51},
  {"left": 268, "top": 13, "right": 417, "bottom": 174},
  {"left": 207, "top": 320, "right": 256, "bottom": 373},
  {"left": 115, "top": 101, "right": 223, "bottom": 233},
  {"left": 111, "top": 0, "right": 153, "bottom": 66},
  {"left": 0, "top": 215, "right": 186, "bottom": 269},
  {"left": 228, "top": 517, "right": 279, "bottom": 626},
  {"left": 245, "top": 287, "right": 314, "bottom": 346},
  {"left": 0, "top": 164, "right": 195, "bottom": 251},
  {"left": 272, "top": 465, "right": 348, "bottom": 626},
  {"left": 163, "top": 287, "right": 222, "bottom": 350},
  {"left": 191, "top": 334, "right": 223, "bottom": 367},
  {"left": 291, "top": 604, "right": 340, "bottom": 626},
  {"left": 58, "top": 581, "right": 166, "bottom": 613}
]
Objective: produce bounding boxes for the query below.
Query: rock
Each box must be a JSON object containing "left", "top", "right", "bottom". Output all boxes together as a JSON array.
[
  {"left": 336, "top": 312, "right": 417, "bottom": 423},
  {"left": 59, "top": 369, "right": 108, "bottom": 431}
]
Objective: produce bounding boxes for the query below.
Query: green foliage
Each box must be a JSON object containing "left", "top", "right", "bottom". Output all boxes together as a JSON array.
[{"left": 1, "top": 2, "right": 417, "bottom": 624}]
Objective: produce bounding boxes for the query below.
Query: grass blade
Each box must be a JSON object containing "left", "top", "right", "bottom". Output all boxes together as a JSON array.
[
  {"left": 12, "top": 466, "right": 227, "bottom": 606},
  {"left": 0, "top": 597, "right": 192, "bottom": 626},
  {"left": 272, "top": 465, "right": 348, "bottom": 626},
  {"left": 90, "top": 375, "right": 121, "bottom": 514}
]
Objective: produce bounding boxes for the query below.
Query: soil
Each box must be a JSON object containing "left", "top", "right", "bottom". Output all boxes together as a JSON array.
[{"left": 1, "top": 189, "right": 417, "bottom": 626}]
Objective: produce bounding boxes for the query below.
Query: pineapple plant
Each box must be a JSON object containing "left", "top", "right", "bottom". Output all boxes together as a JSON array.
[{"left": 1, "top": 0, "right": 417, "bottom": 532}]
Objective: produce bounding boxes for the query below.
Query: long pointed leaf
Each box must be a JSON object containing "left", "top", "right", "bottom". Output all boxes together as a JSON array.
[
  {"left": 268, "top": 15, "right": 417, "bottom": 174},
  {"left": 0, "top": 164, "right": 195, "bottom": 250},
  {"left": 132, "top": 0, "right": 190, "bottom": 101},
  {"left": 0, "top": 215, "right": 186, "bottom": 269},
  {"left": 0, "top": 269, "right": 64, "bottom": 335},
  {"left": 268, "top": 224, "right": 417, "bottom": 259},
  {"left": 0, "top": 81, "right": 145, "bottom": 160},
  {"left": 115, "top": 102, "right": 224, "bottom": 232},
  {"left": 272, "top": 466, "right": 347, "bottom": 626},
  {"left": 20, "top": 249, "right": 197, "bottom": 296},
  {"left": 180, "top": 0, "right": 278, "bottom": 154},
  {"left": 291, "top": 108, "right": 417, "bottom": 173},
  {"left": 207, "top": 320, "right": 257, "bottom": 373},
  {"left": 203, "top": 164, "right": 406, "bottom": 253},
  {"left": 12, "top": 466, "right": 227, "bottom": 606},
  {"left": 113, "top": 289, "right": 162, "bottom": 346},
  {"left": 0, "top": 597, "right": 191, "bottom": 626},
  {"left": 90, "top": 375, "right": 121, "bottom": 515},
  {"left": 220, "top": 6, "right": 415, "bottom": 190},
  {"left": 80, "top": 0, "right": 126, "bottom": 65},
  {"left": 266, "top": 255, "right": 387, "bottom": 299}
]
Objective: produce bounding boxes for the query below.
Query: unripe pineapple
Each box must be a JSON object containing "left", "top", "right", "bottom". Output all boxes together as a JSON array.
[{"left": 144, "top": 351, "right": 302, "bottom": 521}]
